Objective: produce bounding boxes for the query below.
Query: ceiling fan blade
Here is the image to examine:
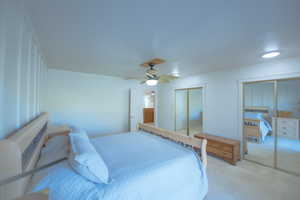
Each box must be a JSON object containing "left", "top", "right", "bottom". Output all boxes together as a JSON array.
[
  {"left": 159, "top": 74, "right": 179, "bottom": 80},
  {"left": 126, "top": 77, "right": 145, "bottom": 81},
  {"left": 140, "top": 58, "right": 166, "bottom": 67},
  {"left": 140, "top": 80, "right": 146, "bottom": 84},
  {"left": 158, "top": 78, "right": 170, "bottom": 83}
]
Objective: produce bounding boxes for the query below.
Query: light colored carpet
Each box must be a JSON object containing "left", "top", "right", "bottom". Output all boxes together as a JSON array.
[
  {"left": 177, "top": 125, "right": 202, "bottom": 136},
  {"left": 245, "top": 136, "right": 300, "bottom": 174},
  {"left": 206, "top": 156, "right": 300, "bottom": 200}
]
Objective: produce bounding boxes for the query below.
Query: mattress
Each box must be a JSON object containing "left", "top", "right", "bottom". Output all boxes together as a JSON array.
[{"left": 32, "top": 131, "right": 208, "bottom": 200}]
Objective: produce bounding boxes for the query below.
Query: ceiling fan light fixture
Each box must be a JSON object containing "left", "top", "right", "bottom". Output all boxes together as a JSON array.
[{"left": 146, "top": 79, "right": 158, "bottom": 86}]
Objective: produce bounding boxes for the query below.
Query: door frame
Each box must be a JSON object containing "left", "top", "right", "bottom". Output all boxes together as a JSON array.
[
  {"left": 238, "top": 72, "right": 300, "bottom": 175},
  {"left": 174, "top": 85, "right": 207, "bottom": 136}
]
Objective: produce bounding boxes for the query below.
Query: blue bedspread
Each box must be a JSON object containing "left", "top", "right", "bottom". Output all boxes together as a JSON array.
[{"left": 34, "top": 131, "right": 208, "bottom": 200}]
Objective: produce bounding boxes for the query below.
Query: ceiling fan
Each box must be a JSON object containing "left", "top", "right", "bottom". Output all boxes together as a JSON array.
[{"left": 127, "top": 58, "right": 179, "bottom": 86}]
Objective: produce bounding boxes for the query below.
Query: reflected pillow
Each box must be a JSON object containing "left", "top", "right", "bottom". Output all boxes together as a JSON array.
[{"left": 69, "top": 133, "right": 109, "bottom": 184}]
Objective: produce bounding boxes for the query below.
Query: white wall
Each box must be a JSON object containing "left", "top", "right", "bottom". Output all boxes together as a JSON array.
[
  {"left": 0, "top": 0, "right": 47, "bottom": 139},
  {"left": 157, "top": 57, "right": 300, "bottom": 140},
  {"left": 43, "top": 69, "right": 141, "bottom": 136}
]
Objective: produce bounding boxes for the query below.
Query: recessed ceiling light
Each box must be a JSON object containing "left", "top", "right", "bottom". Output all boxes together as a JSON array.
[{"left": 262, "top": 51, "right": 280, "bottom": 59}]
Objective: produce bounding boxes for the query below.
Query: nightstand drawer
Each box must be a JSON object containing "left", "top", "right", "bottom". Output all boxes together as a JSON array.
[
  {"left": 278, "top": 126, "right": 296, "bottom": 134},
  {"left": 277, "top": 118, "right": 298, "bottom": 128},
  {"left": 277, "top": 129, "right": 298, "bottom": 139}
]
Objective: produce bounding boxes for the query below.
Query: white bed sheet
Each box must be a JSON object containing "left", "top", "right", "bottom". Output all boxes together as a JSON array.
[{"left": 32, "top": 131, "right": 208, "bottom": 200}]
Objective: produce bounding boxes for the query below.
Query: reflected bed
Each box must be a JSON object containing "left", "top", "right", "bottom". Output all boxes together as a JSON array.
[{"left": 244, "top": 107, "right": 272, "bottom": 144}]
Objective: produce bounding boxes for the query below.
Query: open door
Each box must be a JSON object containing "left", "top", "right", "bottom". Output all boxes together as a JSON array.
[
  {"left": 143, "top": 91, "right": 155, "bottom": 124},
  {"left": 130, "top": 88, "right": 143, "bottom": 131}
]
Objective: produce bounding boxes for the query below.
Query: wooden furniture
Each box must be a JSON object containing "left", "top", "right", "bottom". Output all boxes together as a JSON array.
[
  {"left": 44, "top": 125, "right": 72, "bottom": 145},
  {"left": 194, "top": 133, "right": 240, "bottom": 165},
  {"left": 138, "top": 123, "right": 208, "bottom": 168},
  {"left": 143, "top": 108, "right": 154, "bottom": 123},
  {"left": 244, "top": 106, "right": 271, "bottom": 143},
  {"left": 140, "top": 58, "right": 165, "bottom": 67},
  {"left": 0, "top": 113, "right": 48, "bottom": 200},
  {"left": 272, "top": 117, "right": 300, "bottom": 140},
  {"left": 277, "top": 111, "right": 293, "bottom": 118}
]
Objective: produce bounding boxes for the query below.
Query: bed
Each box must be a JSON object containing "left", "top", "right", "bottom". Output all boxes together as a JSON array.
[
  {"left": 244, "top": 107, "right": 272, "bottom": 144},
  {"left": 0, "top": 115, "right": 208, "bottom": 200}
]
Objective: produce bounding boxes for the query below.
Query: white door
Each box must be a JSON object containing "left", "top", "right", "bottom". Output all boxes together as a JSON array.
[{"left": 130, "top": 88, "right": 143, "bottom": 131}]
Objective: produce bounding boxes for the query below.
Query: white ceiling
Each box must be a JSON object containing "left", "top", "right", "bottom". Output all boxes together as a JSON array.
[{"left": 27, "top": 0, "right": 300, "bottom": 78}]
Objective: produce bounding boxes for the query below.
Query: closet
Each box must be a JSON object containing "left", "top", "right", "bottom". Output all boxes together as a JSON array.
[
  {"left": 175, "top": 87, "right": 203, "bottom": 137},
  {"left": 243, "top": 78, "right": 300, "bottom": 175}
]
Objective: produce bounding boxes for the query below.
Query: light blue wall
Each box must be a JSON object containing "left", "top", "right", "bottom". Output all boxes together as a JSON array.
[
  {"left": 43, "top": 69, "right": 138, "bottom": 136},
  {"left": 0, "top": 0, "right": 47, "bottom": 139}
]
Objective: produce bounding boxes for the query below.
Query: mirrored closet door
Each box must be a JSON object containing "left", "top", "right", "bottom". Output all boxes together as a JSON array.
[
  {"left": 243, "top": 81, "right": 275, "bottom": 167},
  {"left": 243, "top": 78, "right": 300, "bottom": 175},
  {"left": 175, "top": 89, "right": 188, "bottom": 136},
  {"left": 276, "top": 79, "right": 300, "bottom": 175},
  {"left": 175, "top": 87, "right": 203, "bottom": 137}
]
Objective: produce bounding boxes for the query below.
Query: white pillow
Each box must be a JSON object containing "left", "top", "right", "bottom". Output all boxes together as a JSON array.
[{"left": 69, "top": 133, "right": 109, "bottom": 184}]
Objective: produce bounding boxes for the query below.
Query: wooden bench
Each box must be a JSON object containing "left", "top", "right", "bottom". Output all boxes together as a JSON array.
[{"left": 194, "top": 133, "right": 240, "bottom": 165}]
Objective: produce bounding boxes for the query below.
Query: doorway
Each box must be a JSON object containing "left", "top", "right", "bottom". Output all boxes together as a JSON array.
[
  {"left": 243, "top": 78, "right": 300, "bottom": 175},
  {"left": 175, "top": 87, "right": 203, "bottom": 137},
  {"left": 143, "top": 91, "right": 155, "bottom": 124}
]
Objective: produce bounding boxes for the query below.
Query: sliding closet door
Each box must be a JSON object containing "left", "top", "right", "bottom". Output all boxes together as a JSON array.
[
  {"left": 175, "top": 90, "right": 188, "bottom": 135},
  {"left": 243, "top": 81, "right": 275, "bottom": 167},
  {"left": 276, "top": 79, "right": 300, "bottom": 175},
  {"left": 188, "top": 88, "right": 203, "bottom": 136}
]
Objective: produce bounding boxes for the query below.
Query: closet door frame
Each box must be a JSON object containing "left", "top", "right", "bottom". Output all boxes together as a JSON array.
[
  {"left": 239, "top": 73, "right": 300, "bottom": 176},
  {"left": 174, "top": 86, "right": 205, "bottom": 136}
]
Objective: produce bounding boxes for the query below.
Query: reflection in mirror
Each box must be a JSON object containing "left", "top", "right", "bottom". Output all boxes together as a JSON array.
[
  {"left": 175, "top": 90, "right": 188, "bottom": 136},
  {"left": 243, "top": 81, "right": 275, "bottom": 167},
  {"left": 175, "top": 88, "right": 204, "bottom": 137},
  {"left": 188, "top": 88, "right": 203, "bottom": 137},
  {"left": 276, "top": 79, "right": 300, "bottom": 175}
]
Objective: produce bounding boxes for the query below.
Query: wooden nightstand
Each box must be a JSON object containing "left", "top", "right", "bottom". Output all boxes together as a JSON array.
[{"left": 194, "top": 133, "right": 241, "bottom": 165}]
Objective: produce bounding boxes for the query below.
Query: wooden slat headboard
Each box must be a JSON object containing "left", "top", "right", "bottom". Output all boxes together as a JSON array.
[
  {"left": 0, "top": 113, "right": 48, "bottom": 200},
  {"left": 244, "top": 106, "right": 270, "bottom": 113}
]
